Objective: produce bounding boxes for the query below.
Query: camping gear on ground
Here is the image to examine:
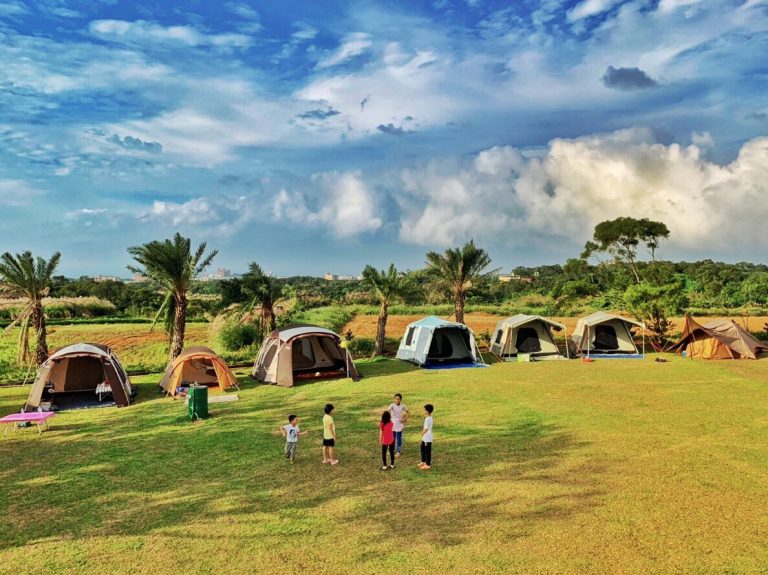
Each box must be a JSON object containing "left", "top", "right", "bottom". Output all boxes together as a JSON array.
[
  {"left": 396, "top": 316, "right": 485, "bottom": 368},
  {"left": 671, "top": 316, "right": 767, "bottom": 359},
  {"left": 490, "top": 315, "right": 568, "bottom": 361},
  {"left": 1, "top": 411, "right": 55, "bottom": 436},
  {"left": 188, "top": 384, "right": 209, "bottom": 420},
  {"left": 159, "top": 347, "right": 239, "bottom": 396},
  {"left": 252, "top": 325, "right": 360, "bottom": 387},
  {"left": 25, "top": 343, "right": 134, "bottom": 411},
  {"left": 571, "top": 312, "right": 645, "bottom": 358}
]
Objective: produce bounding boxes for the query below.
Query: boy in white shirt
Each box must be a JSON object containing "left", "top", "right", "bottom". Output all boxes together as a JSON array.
[
  {"left": 388, "top": 393, "right": 410, "bottom": 457},
  {"left": 419, "top": 404, "right": 434, "bottom": 470},
  {"left": 280, "top": 414, "right": 308, "bottom": 464}
]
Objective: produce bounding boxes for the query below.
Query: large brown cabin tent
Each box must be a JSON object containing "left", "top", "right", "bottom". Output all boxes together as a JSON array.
[
  {"left": 26, "top": 343, "right": 134, "bottom": 410},
  {"left": 252, "top": 325, "right": 360, "bottom": 387},
  {"left": 159, "top": 346, "right": 239, "bottom": 396},
  {"left": 671, "top": 316, "right": 767, "bottom": 359}
]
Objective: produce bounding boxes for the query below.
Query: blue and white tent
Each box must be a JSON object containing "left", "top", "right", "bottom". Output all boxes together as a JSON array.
[{"left": 396, "top": 316, "right": 484, "bottom": 368}]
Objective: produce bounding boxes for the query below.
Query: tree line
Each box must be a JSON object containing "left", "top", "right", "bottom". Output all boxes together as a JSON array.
[{"left": 2, "top": 217, "right": 766, "bottom": 368}]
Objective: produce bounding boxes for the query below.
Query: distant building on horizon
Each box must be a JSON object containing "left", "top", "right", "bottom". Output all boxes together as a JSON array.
[
  {"left": 130, "top": 273, "right": 148, "bottom": 283},
  {"left": 216, "top": 267, "right": 231, "bottom": 279},
  {"left": 499, "top": 272, "right": 536, "bottom": 284},
  {"left": 324, "top": 273, "right": 357, "bottom": 281},
  {"left": 93, "top": 275, "right": 122, "bottom": 283}
]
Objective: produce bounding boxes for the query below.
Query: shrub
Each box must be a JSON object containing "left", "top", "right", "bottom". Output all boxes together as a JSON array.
[
  {"left": 348, "top": 337, "right": 375, "bottom": 358},
  {"left": 219, "top": 321, "right": 261, "bottom": 351}
]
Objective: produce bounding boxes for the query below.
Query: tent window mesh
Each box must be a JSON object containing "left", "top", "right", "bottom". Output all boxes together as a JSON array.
[
  {"left": 494, "top": 330, "right": 503, "bottom": 344},
  {"left": 405, "top": 327, "right": 416, "bottom": 346}
]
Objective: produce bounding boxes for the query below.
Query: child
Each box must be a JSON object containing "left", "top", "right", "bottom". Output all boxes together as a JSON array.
[
  {"left": 322, "top": 403, "right": 339, "bottom": 465},
  {"left": 388, "top": 393, "right": 410, "bottom": 457},
  {"left": 280, "top": 414, "right": 308, "bottom": 464},
  {"left": 419, "top": 404, "right": 434, "bottom": 470},
  {"left": 379, "top": 411, "right": 395, "bottom": 470}
]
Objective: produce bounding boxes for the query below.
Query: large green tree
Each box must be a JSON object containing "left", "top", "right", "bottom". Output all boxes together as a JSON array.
[
  {"left": 425, "top": 240, "right": 497, "bottom": 324},
  {"left": 0, "top": 250, "right": 61, "bottom": 365},
  {"left": 361, "top": 263, "right": 410, "bottom": 356},
  {"left": 127, "top": 233, "right": 217, "bottom": 361},
  {"left": 582, "top": 217, "right": 670, "bottom": 283},
  {"left": 623, "top": 279, "right": 688, "bottom": 351}
]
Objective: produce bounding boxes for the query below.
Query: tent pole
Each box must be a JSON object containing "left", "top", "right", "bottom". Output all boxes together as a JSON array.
[
  {"left": 642, "top": 323, "right": 646, "bottom": 358},
  {"left": 587, "top": 325, "right": 590, "bottom": 358},
  {"left": 564, "top": 327, "right": 570, "bottom": 359}
]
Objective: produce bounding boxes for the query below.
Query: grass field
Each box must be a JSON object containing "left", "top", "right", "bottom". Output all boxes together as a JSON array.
[{"left": 1, "top": 356, "right": 767, "bottom": 574}]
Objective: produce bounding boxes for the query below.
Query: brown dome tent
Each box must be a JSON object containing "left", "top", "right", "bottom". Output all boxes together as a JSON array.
[
  {"left": 26, "top": 343, "right": 134, "bottom": 410},
  {"left": 671, "top": 316, "right": 767, "bottom": 359},
  {"left": 252, "top": 325, "right": 360, "bottom": 387},
  {"left": 159, "top": 346, "right": 239, "bottom": 396}
]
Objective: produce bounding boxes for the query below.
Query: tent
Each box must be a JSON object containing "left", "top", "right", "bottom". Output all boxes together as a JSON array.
[
  {"left": 671, "top": 316, "right": 767, "bottom": 359},
  {"left": 396, "top": 316, "right": 484, "bottom": 367},
  {"left": 252, "top": 325, "right": 360, "bottom": 387},
  {"left": 490, "top": 315, "right": 568, "bottom": 361},
  {"left": 26, "top": 343, "right": 134, "bottom": 410},
  {"left": 160, "top": 346, "right": 239, "bottom": 396},
  {"left": 571, "top": 312, "right": 645, "bottom": 357}
]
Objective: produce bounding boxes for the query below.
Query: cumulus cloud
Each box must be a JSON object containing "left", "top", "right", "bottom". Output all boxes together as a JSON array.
[
  {"left": 107, "top": 134, "right": 162, "bottom": 153},
  {"left": 297, "top": 107, "right": 341, "bottom": 120},
  {"left": 273, "top": 171, "right": 382, "bottom": 237},
  {"left": 89, "top": 19, "right": 252, "bottom": 49},
  {"left": 377, "top": 123, "right": 410, "bottom": 136},
  {"left": 142, "top": 195, "right": 260, "bottom": 237},
  {"left": 602, "top": 66, "right": 658, "bottom": 90},
  {"left": 397, "top": 128, "right": 768, "bottom": 251},
  {"left": 316, "top": 32, "right": 373, "bottom": 69}
]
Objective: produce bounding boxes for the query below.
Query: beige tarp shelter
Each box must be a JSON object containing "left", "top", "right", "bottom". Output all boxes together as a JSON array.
[
  {"left": 159, "top": 346, "right": 239, "bottom": 396},
  {"left": 26, "top": 343, "right": 133, "bottom": 410},
  {"left": 572, "top": 312, "right": 645, "bottom": 356},
  {"left": 252, "top": 325, "right": 360, "bottom": 387},
  {"left": 671, "top": 316, "right": 767, "bottom": 359},
  {"left": 490, "top": 315, "right": 568, "bottom": 361}
]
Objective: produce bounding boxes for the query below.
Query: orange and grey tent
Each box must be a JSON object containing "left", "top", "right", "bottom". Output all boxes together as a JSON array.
[
  {"left": 252, "top": 325, "right": 360, "bottom": 387},
  {"left": 26, "top": 343, "right": 134, "bottom": 409},
  {"left": 671, "top": 317, "right": 767, "bottom": 359},
  {"left": 159, "top": 346, "right": 239, "bottom": 395}
]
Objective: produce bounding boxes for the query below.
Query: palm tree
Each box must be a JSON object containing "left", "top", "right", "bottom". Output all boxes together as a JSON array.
[
  {"left": 127, "top": 233, "right": 217, "bottom": 362},
  {"left": 232, "top": 263, "right": 284, "bottom": 336},
  {"left": 0, "top": 250, "right": 61, "bottom": 365},
  {"left": 362, "top": 264, "right": 409, "bottom": 357},
  {"left": 425, "top": 240, "right": 497, "bottom": 324}
]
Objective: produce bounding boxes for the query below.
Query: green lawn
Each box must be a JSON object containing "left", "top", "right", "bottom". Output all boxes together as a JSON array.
[{"left": 1, "top": 356, "right": 767, "bottom": 574}]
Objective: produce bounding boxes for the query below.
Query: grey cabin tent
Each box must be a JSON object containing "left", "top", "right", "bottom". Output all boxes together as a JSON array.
[
  {"left": 26, "top": 343, "right": 134, "bottom": 410},
  {"left": 571, "top": 312, "right": 645, "bottom": 356},
  {"left": 396, "top": 316, "right": 484, "bottom": 367},
  {"left": 252, "top": 325, "right": 360, "bottom": 387},
  {"left": 490, "top": 315, "right": 568, "bottom": 361}
]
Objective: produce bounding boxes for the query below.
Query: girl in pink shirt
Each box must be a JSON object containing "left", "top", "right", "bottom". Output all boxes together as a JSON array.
[{"left": 379, "top": 411, "right": 395, "bottom": 470}]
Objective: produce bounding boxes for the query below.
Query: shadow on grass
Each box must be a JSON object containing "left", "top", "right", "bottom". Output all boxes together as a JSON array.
[{"left": 0, "top": 382, "right": 603, "bottom": 559}]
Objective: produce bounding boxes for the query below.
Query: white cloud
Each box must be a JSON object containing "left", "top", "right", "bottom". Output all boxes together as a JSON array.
[
  {"left": 0, "top": 1, "right": 28, "bottom": 17},
  {"left": 567, "top": 0, "right": 623, "bottom": 21},
  {"left": 89, "top": 20, "right": 252, "bottom": 49},
  {"left": 316, "top": 32, "right": 373, "bottom": 69},
  {"left": 0, "top": 179, "right": 44, "bottom": 206},
  {"left": 273, "top": 171, "right": 382, "bottom": 237},
  {"left": 396, "top": 128, "right": 768, "bottom": 251},
  {"left": 142, "top": 195, "right": 261, "bottom": 237}
]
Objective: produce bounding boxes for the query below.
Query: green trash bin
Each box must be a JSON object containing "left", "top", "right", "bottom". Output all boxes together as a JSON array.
[{"left": 188, "top": 384, "right": 209, "bottom": 420}]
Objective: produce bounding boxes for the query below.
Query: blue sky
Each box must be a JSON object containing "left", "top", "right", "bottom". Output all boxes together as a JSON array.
[{"left": 1, "top": 0, "right": 767, "bottom": 277}]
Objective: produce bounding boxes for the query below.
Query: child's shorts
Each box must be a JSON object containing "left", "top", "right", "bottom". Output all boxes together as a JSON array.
[{"left": 322, "top": 438, "right": 335, "bottom": 447}]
